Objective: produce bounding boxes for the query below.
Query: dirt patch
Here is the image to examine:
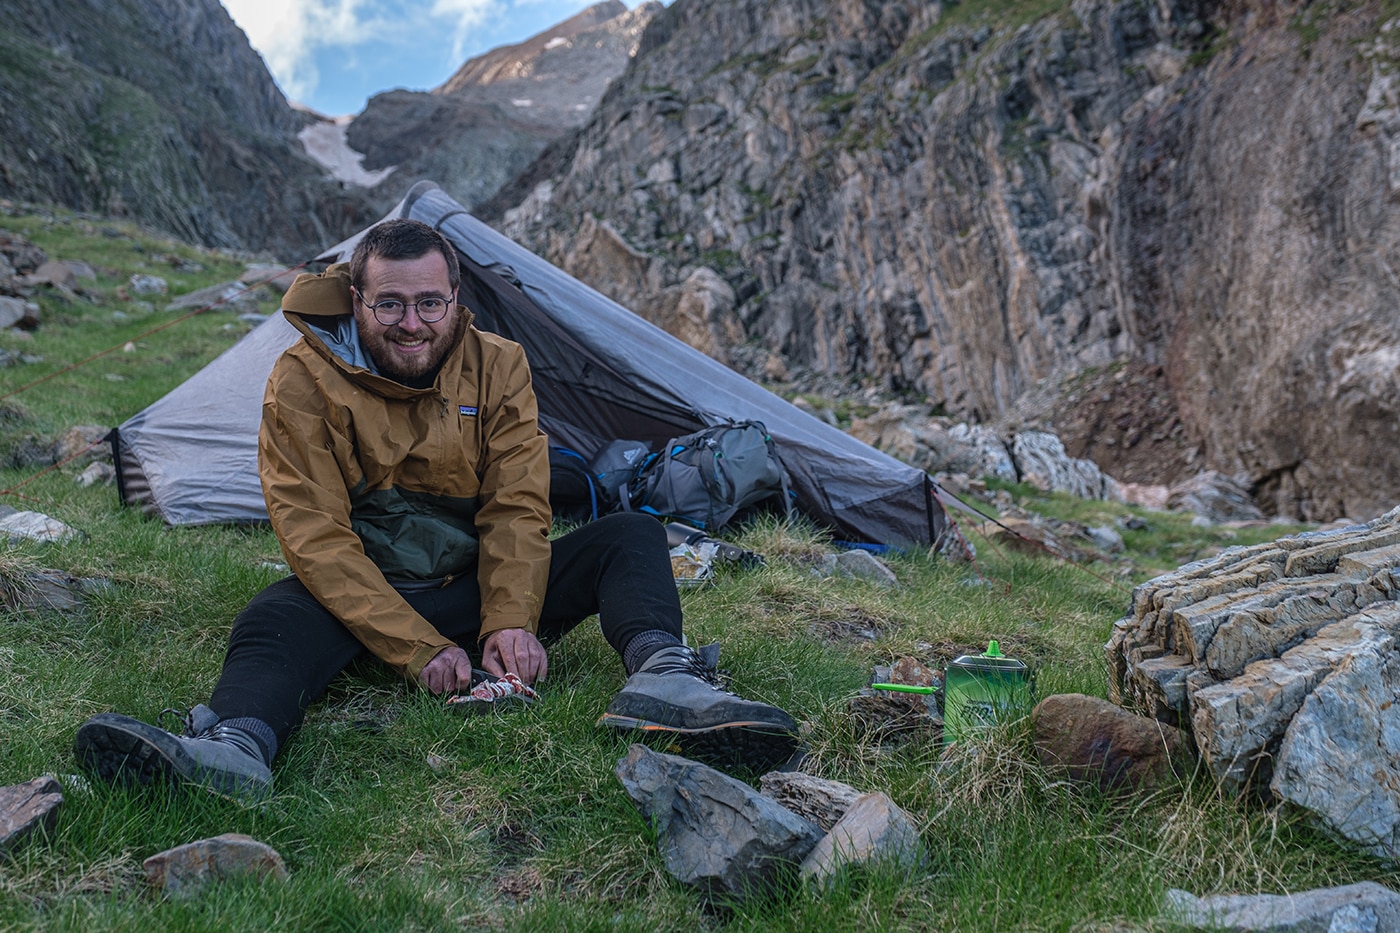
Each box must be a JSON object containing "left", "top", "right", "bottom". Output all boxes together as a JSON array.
[{"left": 998, "top": 361, "right": 1201, "bottom": 487}]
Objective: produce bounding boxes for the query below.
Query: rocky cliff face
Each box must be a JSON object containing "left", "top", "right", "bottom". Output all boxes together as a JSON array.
[
  {"left": 344, "top": 0, "right": 660, "bottom": 215},
  {"left": 494, "top": 0, "right": 1400, "bottom": 523},
  {"left": 0, "top": 0, "right": 374, "bottom": 258}
]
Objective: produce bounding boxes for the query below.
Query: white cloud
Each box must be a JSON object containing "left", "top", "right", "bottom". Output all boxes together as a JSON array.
[
  {"left": 221, "top": 0, "right": 383, "bottom": 106},
  {"left": 430, "top": 0, "right": 502, "bottom": 64}
]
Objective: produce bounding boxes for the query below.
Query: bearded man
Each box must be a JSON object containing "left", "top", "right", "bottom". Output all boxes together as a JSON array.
[{"left": 74, "top": 219, "right": 798, "bottom": 801}]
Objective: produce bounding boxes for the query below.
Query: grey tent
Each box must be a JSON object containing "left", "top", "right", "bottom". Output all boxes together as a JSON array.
[{"left": 113, "top": 181, "right": 947, "bottom": 548}]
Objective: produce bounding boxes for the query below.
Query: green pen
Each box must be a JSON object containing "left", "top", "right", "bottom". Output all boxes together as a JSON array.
[{"left": 870, "top": 683, "right": 937, "bottom": 694}]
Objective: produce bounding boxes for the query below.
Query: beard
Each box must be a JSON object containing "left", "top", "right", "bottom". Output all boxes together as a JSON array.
[{"left": 359, "top": 311, "right": 467, "bottom": 388}]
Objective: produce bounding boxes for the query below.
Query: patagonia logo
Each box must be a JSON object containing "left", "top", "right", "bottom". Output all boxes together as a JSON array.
[{"left": 459, "top": 405, "right": 478, "bottom": 417}]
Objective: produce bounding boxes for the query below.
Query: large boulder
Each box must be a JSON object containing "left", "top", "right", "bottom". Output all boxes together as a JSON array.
[
  {"left": 1107, "top": 506, "right": 1400, "bottom": 858},
  {"left": 615, "top": 745, "right": 824, "bottom": 901}
]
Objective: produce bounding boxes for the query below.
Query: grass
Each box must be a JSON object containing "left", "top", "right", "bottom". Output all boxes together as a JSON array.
[{"left": 2, "top": 206, "right": 1399, "bottom": 929}]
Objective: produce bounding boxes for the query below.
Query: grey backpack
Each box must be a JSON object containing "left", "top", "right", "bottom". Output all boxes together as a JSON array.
[{"left": 621, "top": 421, "right": 792, "bottom": 531}]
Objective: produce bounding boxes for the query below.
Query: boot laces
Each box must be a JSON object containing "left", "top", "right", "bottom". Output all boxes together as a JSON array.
[
  {"left": 646, "top": 648, "right": 735, "bottom": 692},
  {"left": 159, "top": 707, "right": 196, "bottom": 736},
  {"left": 159, "top": 707, "right": 263, "bottom": 761}
]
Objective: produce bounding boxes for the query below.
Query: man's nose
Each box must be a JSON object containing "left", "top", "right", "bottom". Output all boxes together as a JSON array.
[{"left": 397, "top": 305, "right": 428, "bottom": 331}]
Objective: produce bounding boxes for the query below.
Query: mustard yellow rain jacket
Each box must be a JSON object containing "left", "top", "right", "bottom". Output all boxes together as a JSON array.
[{"left": 260, "top": 264, "right": 551, "bottom": 680}]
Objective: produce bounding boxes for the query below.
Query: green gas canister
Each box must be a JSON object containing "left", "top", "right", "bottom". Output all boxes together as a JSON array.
[{"left": 942, "top": 640, "right": 1032, "bottom": 746}]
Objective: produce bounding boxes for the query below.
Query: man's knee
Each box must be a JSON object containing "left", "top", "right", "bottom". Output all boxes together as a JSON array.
[{"left": 593, "top": 511, "right": 666, "bottom": 546}]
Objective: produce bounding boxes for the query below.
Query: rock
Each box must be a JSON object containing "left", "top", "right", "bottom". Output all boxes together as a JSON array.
[
  {"left": 1167, "top": 471, "right": 1265, "bottom": 524},
  {"left": 946, "top": 423, "right": 1017, "bottom": 481},
  {"left": 55, "top": 425, "right": 110, "bottom": 466},
  {"left": 1106, "top": 506, "right": 1400, "bottom": 856},
  {"left": 1031, "top": 694, "right": 1193, "bottom": 794},
  {"left": 759, "top": 772, "right": 863, "bottom": 832},
  {"left": 1161, "top": 882, "right": 1400, "bottom": 931},
  {"left": 6, "top": 435, "right": 56, "bottom": 468},
  {"left": 1011, "top": 432, "right": 1116, "bottom": 500},
  {"left": 1086, "top": 525, "right": 1125, "bottom": 553},
  {"left": 1270, "top": 638, "right": 1400, "bottom": 861},
  {"left": 0, "top": 510, "right": 80, "bottom": 545},
  {"left": 1117, "top": 482, "right": 1172, "bottom": 511},
  {"left": 166, "top": 281, "right": 265, "bottom": 313},
  {"left": 799, "top": 792, "right": 924, "bottom": 885},
  {"left": 3, "top": 570, "right": 111, "bottom": 613},
  {"left": 64, "top": 259, "right": 97, "bottom": 281},
  {"left": 143, "top": 833, "right": 288, "bottom": 898},
  {"left": 849, "top": 407, "right": 1003, "bottom": 477},
  {"left": 0, "top": 775, "right": 63, "bottom": 852},
  {"left": 983, "top": 516, "right": 1073, "bottom": 560},
  {"left": 848, "top": 657, "right": 943, "bottom": 740},
  {"left": 239, "top": 264, "right": 301, "bottom": 294},
  {"left": 26, "top": 259, "right": 76, "bottom": 290},
  {"left": 833, "top": 548, "right": 899, "bottom": 587},
  {"left": 77, "top": 462, "right": 116, "bottom": 487},
  {"left": 128, "top": 274, "right": 168, "bottom": 296},
  {"left": 0, "top": 296, "right": 40, "bottom": 330},
  {"left": 615, "top": 744, "right": 824, "bottom": 901},
  {"left": 0, "top": 231, "right": 45, "bottom": 274}
]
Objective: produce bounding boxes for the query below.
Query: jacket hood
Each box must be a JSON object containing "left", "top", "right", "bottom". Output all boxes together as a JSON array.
[{"left": 279, "top": 262, "right": 475, "bottom": 396}]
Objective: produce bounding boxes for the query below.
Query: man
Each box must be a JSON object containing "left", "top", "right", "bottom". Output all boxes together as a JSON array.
[{"left": 75, "top": 219, "right": 798, "bottom": 802}]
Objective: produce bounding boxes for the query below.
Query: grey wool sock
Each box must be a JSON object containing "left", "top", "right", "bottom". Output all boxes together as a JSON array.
[
  {"left": 217, "top": 717, "right": 279, "bottom": 765},
  {"left": 621, "top": 631, "right": 684, "bottom": 675}
]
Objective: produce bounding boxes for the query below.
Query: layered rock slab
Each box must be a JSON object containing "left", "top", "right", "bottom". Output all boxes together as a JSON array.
[{"left": 1107, "top": 506, "right": 1400, "bottom": 858}]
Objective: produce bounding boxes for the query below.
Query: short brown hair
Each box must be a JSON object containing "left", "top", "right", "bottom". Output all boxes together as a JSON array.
[{"left": 349, "top": 218, "right": 461, "bottom": 293}]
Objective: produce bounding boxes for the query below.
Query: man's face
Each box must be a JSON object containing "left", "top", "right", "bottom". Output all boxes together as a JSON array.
[{"left": 352, "top": 251, "right": 463, "bottom": 383}]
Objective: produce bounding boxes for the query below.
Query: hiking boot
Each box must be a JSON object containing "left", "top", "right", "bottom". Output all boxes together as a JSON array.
[
  {"left": 597, "top": 644, "right": 799, "bottom": 771},
  {"left": 74, "top": 705, "right": 273, "bottom": 803}
]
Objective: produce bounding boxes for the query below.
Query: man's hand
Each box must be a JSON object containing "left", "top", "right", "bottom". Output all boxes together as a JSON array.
[
  {"left": 420, "top": 645, "right": 475, "bottom": 696},
  {"left": 481, "top": 629, "right": 548, "bottom": 685}
]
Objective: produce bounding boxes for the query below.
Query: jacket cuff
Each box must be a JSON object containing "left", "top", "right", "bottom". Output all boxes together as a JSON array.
[
  {"left": 407, "top": 642, "right": 453, "bottom": 681},
  {"left": 477, "top": 616, "right": 536, "bottom": 642}
]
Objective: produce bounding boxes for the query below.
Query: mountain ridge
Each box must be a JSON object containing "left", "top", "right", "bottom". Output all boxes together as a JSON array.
[{"left": 492, "top": 0, "right": 1400, "bottom": 522}]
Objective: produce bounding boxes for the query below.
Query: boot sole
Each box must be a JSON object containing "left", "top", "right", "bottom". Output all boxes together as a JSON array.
[
  {"left": 73, "top": 714, "right": 267, "bottom": 801},
  {"left": 597, "top": 713, "right": 800, "bottom": 772}
]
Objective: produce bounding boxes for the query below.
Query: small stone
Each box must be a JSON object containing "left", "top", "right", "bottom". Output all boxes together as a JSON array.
[
  {"left": 0, "top": 510, "right": 80, "bottom": 545},
  {"left": 0, "top": 296, "right": 39, "bottom": 330},
  {"left": 1162, "top": 881, "right": 1400, "bottom": 931},
  {"left": 1086, "top": 525, "right": 1125, "bottom": 553},
  {"left": 77, "top": 462, "right": 116, "bottom": 487},
  {"left": 239, "top": 264, "right": 301, "bottom": 294},
  {"left": 1032, "top": 694, "right": 1193, "bottom": 794},
  {"left": 27, "top": 259, "right": 77, "bottom": 290},
  {"left": 833, "top": 549, "right": 899, "bottom": 587},
  {"left": 55, "top": 425, "right": 110, "bottom": 466},
  {"left": 166, "top": 281, "right": 262, "bottom": 313},
  {"left": 128, "top": 274, "right": 168, "bottom": 295},
  {"left": 759, "top": 771, "right": 863, "bottom": 832},
  {"left": 143, "top": 833, "right": 288, "bottom": 898},
  {"left": 799, "top": 792, "right": 925, "bottom": 884},
  {"left": 0, "top": 775, "right": 63, "bottom": 852}
]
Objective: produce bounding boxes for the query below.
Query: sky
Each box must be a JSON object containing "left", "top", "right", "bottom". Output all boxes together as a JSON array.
[{"left": 220, "top": 0, "right": 614, "bottom": 118}]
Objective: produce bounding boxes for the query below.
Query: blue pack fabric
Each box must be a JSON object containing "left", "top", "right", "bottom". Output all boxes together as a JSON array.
[{"left": 621, "top": 421, "right": 792, "bottom": 530}]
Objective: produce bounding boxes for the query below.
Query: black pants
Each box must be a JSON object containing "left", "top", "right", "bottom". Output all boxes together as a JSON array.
[{"left": 209, "top": 512, "right": 682, "bottom": 746}]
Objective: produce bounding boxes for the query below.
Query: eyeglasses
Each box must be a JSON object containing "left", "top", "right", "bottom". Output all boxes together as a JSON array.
[{"left": 354, "top": 288, "right": 455, "bottom": 326}]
